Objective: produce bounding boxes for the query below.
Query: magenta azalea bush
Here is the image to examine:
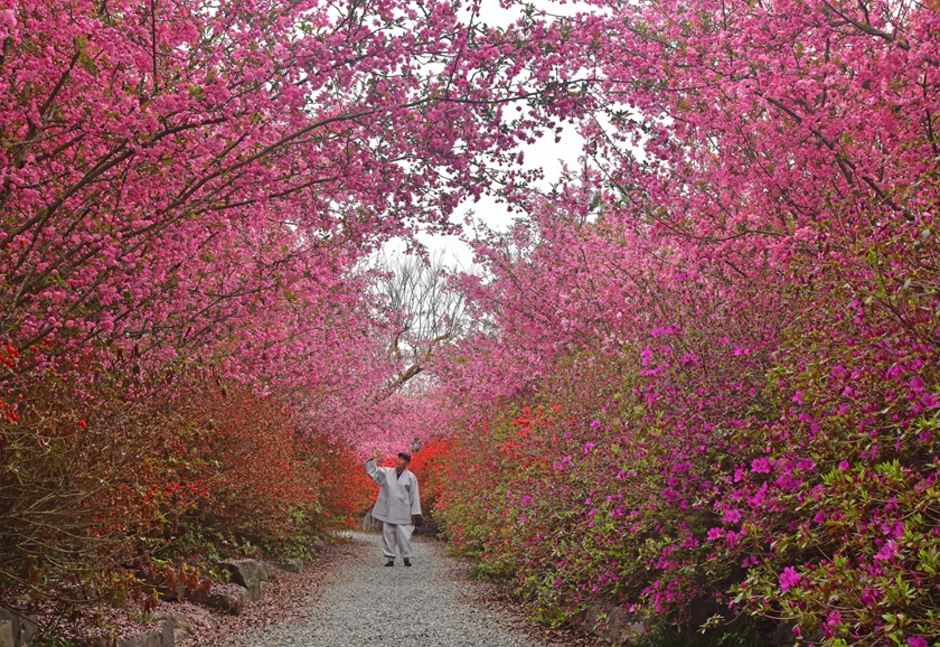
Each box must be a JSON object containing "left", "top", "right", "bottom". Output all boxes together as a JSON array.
[{"left": 425, "top": 0, "right": 940, "bottom": 644}]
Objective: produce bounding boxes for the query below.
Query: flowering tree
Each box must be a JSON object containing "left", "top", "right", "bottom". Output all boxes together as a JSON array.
[
  {"left": 0, "top": 0, "right": 587, "bottom": 632},
  {"left": 424, "top": 0, "right": 940, "bottom": 645},
  {"left": 0, "top": 0, "right": 578, "bottom": 382}
]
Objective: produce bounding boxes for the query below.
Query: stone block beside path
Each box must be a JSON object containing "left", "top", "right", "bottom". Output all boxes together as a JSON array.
[
  {"left": 277, "top": 559, "right": 303, "bottom": 573},
  {"left": 0, "top": 610, "right": 37, "bottom": 647},
  {"left": 221, "top": 559, "right": 271, "bottom": 601},
  {"left": 117, "top": 618, "right": 174, "bottom": 647}
]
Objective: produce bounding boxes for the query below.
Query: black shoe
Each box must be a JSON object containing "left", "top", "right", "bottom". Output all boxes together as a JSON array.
[
  {"left": 403, "top": 558, "right": 412, "bottom": 567},
  {"left": 384, "top": 559, "right": 394, "bottom": 567}
]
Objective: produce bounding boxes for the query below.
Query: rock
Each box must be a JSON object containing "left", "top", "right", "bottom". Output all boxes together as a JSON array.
[
  {"left": 117, "top": 618, "right": 174, "bottom": 647},
  {"left": 158, "top": 582, "right": 188, "bottom": 603},
  {"left": 678, "top": 594, "right": 729, "bottom": 644},
  {"left": 0, "top": 620, "right": 13, "bottom": 647},
  {"left": 259, "top": 561, "right": 273, "bottom": 581},
  {"left": 0, "top": 610, "right": 38, "bottom": 647},
  {"left": 277, "top": 559, "right": 303, "bottom": 573},
  {"left": 158, "top": 612, "right": 195, "bottom": 641},
  {"left": 221, "top": 559, "right": 270, "bottom": 601},
  {"left": 772, "top": 622, "right": 797, "bottom": 647},
  {"left": 361, "top": 514, "right": 382, "bottom": 533},
  {"left": 185, "top": 586, "right": 210, "bottom": 607},
  {"left": 202, "top": 587, "right": 247, "bottom": 615}
]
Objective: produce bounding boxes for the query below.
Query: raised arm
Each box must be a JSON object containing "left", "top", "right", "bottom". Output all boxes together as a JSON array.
[{"left": 364, "top": 457, "right": 387, "bottom": 485}]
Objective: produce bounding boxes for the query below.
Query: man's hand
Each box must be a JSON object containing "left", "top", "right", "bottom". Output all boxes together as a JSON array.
[{"left": 412, "top": 514, "right": 424, "bottom": 528}]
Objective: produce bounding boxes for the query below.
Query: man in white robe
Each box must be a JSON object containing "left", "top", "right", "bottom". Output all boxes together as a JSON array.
[{"left": 364, "top": 451, "right": 422, "bottom": 567}]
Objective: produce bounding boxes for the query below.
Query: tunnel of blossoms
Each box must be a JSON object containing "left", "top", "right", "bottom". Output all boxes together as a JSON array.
[{"left": 1, "top": 0, "right": 938, "bottom": 644}]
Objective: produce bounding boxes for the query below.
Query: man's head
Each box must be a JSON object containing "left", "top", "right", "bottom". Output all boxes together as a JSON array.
[{"left": 395, "top": 451, "right": 412, "bottom": 473}]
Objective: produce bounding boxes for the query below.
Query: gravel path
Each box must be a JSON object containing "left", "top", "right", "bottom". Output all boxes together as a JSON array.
[{"left": 239, "top": 531, "right": 563, "bottom": 647}]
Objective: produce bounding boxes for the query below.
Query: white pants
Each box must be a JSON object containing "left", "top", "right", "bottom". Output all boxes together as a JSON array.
[{"left": 381, "top": 521, "right": 414, "bottom": 559}]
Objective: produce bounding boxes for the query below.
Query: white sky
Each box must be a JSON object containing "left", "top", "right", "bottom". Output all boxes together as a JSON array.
[
  {"left": 382, "top": 0, "right": 592, "bottom": 270},
  {"left": 415, "top": 123, "right": 584, "bottom": 268}
]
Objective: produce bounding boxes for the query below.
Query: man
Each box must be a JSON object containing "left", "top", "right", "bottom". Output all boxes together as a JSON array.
[{"left": 364, "top": 451, "right": 422, "bottom": 567}]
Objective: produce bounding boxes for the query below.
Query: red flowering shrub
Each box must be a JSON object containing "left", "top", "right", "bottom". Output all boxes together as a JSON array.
[
  {"left": 0, "top": 351, "right": 152, "bottom": 612},
  {"left": 406, "top": 439, "right": 455, "bottom": 529},
  {"left": 0, "top": 353, "right": 372, "bottom": 622},
  {"left": 316, "top": 444, "right": 378, "bottom": 528}
]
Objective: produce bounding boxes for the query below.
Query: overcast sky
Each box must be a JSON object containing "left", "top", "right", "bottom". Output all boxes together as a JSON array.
[{"left": 382, "top": 0, "right": 591, "bottom": 270}]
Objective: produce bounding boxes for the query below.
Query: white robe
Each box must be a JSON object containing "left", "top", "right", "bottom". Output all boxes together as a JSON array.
[{"left": 364, "top": 458, "right": 421, "bottom": 525}]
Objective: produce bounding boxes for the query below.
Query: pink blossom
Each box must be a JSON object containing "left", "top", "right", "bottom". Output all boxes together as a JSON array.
[
  {"left": 707, "top": 527, "right": 724, "bottom": 541},
  {"left": 874, "top": 540, "right": 899, "bottom": 562},
  {"left": 751, "top": 457, "right": 772, "bottom": 473},
  {"left": 779, "top": 567, "right": 802, "bottom": 592},
  {"left": 722, "top": 509, "right": 742, "bottom": 524}
]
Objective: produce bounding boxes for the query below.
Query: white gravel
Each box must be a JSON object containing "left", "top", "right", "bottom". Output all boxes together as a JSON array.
[{"left": 240, "top": 531, "right": 554, "bottom": 647}]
